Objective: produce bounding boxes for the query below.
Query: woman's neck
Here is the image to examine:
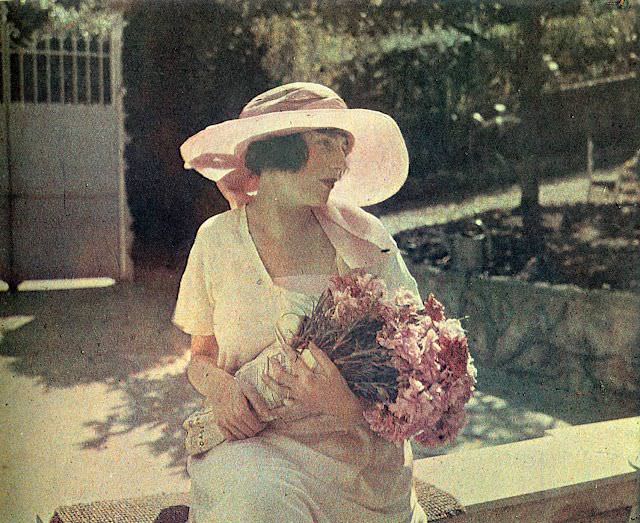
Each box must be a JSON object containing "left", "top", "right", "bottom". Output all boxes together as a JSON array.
[{"left": 245, "top": 184, "right": 316, "bottom": 240}]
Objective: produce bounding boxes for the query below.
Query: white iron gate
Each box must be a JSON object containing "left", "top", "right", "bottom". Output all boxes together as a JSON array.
[{"left": 0, "top": 6, "right": 131, "bottom": 286}]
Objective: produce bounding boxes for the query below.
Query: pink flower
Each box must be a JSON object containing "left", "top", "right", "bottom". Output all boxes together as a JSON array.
[
  {"left": 421, "top": 327, "right": 441, "bottom": 354},
  {"left": 393, "top": 289, "right": 422, "bottom": 310},
  {"left": 438, "top": 318, "right": 466, "bottom": 340},
  {"left": 438, "top": 329, "right": 470, "bottom": 379},
  {"left": 356, "top": 272, "right": 388, "bottom": 300},
  {"left": 327, "top": 270, "right": 390, "bottom": 327},
  {"left": 466, "top": 354, "right": 478, "bottom": 381},
  {"left": 423, "top": 294, "right": 445, "bottom": 322},
  {"left": 376, "top": 300, "right": 398, "bottom": 323},
  {"left": 297, "top": 269, "right": 476, "bottom": 448},
  {"left": 393, "top": 325, "right": 425, "bottom": 366},
  {"left": 414, "top": 408, "right": 469, "bottom": 447},
  {"left": 363, "top": 403, "right": 406, "bottom": 447},
  {"left": 329, "top": 269, "right": 388, "bottom": 301},
  {"left": 331, "top": 291, "right": 364, "bottom": 326}
]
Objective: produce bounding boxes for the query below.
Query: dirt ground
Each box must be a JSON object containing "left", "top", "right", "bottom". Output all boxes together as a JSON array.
[
  {"left": 375, "top": 166, "right": 633, "bottom": 235},
  {"left": 384, "top": 166, "right": 640, "bottom": 291}
]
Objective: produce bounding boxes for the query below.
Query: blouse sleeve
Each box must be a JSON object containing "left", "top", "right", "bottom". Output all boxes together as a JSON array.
[
  {"left": 395, "top": 250, "right": 422, "bottom": 301},
  {"left": 387, "top": 248, "right": 423, "bottom": 303},
  {"left": 172, "top": 228, "right": 216, "bottom": 336},
  {"left": 368, "top": 219, "right": 423, "bottom": 303}
]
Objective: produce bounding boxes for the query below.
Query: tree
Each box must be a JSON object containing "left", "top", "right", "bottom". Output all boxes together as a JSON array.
[
  {"left": 425, "top": 2, "right": 582, "bottom": 257},
  {"left": 317, "top": 1, "right": 583, "bottom": 257},
  {"left": 5, "top": 0, "right": 118, "bottom": 42},
  {"left": 247, "top": 1, "right": 587, "bottom": 248},
  {"left": 12, "top": 0, "right": 633, "bottom": 267}
]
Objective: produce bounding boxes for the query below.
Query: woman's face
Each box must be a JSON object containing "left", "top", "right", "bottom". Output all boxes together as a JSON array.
[{"left": 279, "top": 129, "right": 350, "bottom": 207}]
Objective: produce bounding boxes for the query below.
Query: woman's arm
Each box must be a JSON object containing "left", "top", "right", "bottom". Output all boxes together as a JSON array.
[
  {"left": 187, "top": 335, "right": 228, "bottom": 398},
  {"left": 188, "top": 335, "right": 271, "bottom": 440},
  {"left": 264, "top": 342, "right": 369, "bottom": 427},
  {"left": 332, "top": 392, "right": 370, "bottom": 426}
]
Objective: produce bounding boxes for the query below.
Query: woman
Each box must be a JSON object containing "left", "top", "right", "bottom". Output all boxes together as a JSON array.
[{"left": 173, "top": 83, "right": 428, "bottom": 522}]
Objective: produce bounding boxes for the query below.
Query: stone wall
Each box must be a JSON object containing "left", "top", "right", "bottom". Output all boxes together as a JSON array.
[{"left": 407, "top": 262, "right": 640, "bottom": 395}]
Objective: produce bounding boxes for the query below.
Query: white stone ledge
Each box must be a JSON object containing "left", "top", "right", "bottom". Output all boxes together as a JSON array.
[{"left": 414, "top": 416, "right": 639, "bottom": 522}]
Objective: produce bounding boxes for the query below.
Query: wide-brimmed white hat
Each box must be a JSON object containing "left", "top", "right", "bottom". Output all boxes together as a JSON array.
[{"left": 180, "top": 82, "right": 409, "bottom": 208}]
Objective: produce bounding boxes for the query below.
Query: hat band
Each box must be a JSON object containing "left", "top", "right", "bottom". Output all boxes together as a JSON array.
[
  {"left": 239, "top": 93, "right": 347, "bottom": 119},
  {"left": 189, "top": 153, "right": 244, "bottom": 171}
]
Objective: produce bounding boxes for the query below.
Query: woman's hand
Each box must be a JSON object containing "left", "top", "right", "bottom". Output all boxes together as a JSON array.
[
  {"left": 263, "top": 341, "right": 365, "bottom": 424},
  {"left": 204, "top": 371, "right": 272, "bottom": 441}
]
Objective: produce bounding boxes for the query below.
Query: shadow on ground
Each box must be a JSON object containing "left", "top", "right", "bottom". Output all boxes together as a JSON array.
[
  {"left": 0, "top": 277, "right": 201, "bottom": 470},
  {"left": 413, "top": 364, "right": 639, "bottom": 458},
  {"left": 0, "top": 277, "right": 186, "bottom": 388},
  {"left": 2, "top": 280, "right": 636, "bottom": 470},
  {"left": 79, "top": 359, "right": 577, "bottom": 467},
  {"left": 81, "top": 367, "right": 200, "bottom": 471},
  {"left": 475, "top": 366, "right": 639, "bottom": 426}
]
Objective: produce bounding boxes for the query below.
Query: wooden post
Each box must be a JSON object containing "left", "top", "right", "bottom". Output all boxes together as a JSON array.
[
  {"left": 586, "top": 129, "right": 594, "bottom": 202},
  {"left": 0, "top": 4, "right": 17, "bottom": 290},
  {"left": 112, "top": 15, "right": 132, "bottom": 280},
  {"left": 587, "top": 133, "right": 593, "bottom": 179}
]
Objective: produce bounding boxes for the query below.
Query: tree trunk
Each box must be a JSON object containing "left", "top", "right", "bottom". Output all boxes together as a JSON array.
[
  {"left": 516, "top": 10, "right": 546, "bottom": 258},
  {"left": 519, "top": 158, "right": 543, "bottom": 254}
]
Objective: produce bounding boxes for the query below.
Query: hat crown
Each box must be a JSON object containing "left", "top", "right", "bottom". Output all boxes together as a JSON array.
[{"left": 239, "top": 82, "right": 347, "bottom": 119}]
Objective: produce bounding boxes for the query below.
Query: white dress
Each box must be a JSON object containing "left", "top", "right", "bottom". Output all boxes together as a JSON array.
[{"left": 174, "top": 203, "right": 428, "bottom": 523}]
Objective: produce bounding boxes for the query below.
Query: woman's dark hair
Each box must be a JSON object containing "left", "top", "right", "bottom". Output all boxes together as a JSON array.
[
  {"left": 244, "top": 133, "right": 308, "bottom": 176},
  {"left": 244, "top": 128, "right": 350, "bottom": 176}
]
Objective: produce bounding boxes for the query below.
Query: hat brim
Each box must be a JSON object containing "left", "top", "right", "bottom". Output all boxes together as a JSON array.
[{"left": 180, "top": 108, "right": 409, "bottom": 207}]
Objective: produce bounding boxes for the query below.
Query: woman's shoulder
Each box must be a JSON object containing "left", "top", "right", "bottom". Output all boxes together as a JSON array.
[
  {"left": 325, "top": 201, "right": 398, "bottom": 252},
  {"left": 194, "top": 207, "right": 243, "bottom": 246},
  {"left": 189, "top": 208, "right": 248, "bottom": 281}
]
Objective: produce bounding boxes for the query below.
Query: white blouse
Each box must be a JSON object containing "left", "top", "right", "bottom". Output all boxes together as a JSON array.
[
  {"left": 176, "top": 202, "right": 428, "bottom": 523},
  {"left": 172, "top": 202, "right": 422, "bottom": 375}
]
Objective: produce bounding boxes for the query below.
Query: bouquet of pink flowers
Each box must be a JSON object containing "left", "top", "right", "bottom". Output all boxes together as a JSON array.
[{"left": 284, "top": 269, "right": 477, "bottom": 447}]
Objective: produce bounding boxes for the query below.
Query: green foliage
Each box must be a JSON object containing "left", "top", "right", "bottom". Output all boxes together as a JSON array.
[
  {"left": 248, "top": 1, "right": 637, "bottom": 177},
  {"left": 10, "top": 0, "right": 635, "bottom": 262},
  {"left": 4, "top": 2, "right": 50, "bottom": 44},
  {"left": 543, "top": 6, "right": 638, "bottom": 82},
  {"left": 336, "top": 25, "right": 487, "bottom": 170},
  {"left": 6, "top": 0, "right": 118, "bottom": 44},
  {"left": 122, "top": 0, "right": 271, "bottom": 265},
  {"left": 40, "top": 0, "right": 118, "bottom": 37},
  {"left": 248, "top": 6, "right": 520, "bottom": 174},
  {"left": 251, "top": 13, "right": 359, "bottom": 85}
]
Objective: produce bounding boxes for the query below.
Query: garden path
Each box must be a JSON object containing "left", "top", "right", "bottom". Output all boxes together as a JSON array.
[{"left": 375, "top": 168, "right": 623, "bottom": 235}]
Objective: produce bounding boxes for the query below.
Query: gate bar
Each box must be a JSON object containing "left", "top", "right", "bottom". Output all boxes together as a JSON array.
[
  {"left": 1, "top": 4, "right": 17, "bottom": 289},
  {"left": 31, "top": 42, "right": 37, "bottom": 103},
  {"left": 59, "top": 37, "right": 64, "bottom": 103},
  {"left": 112, "top": 16, "right": 131, "bottom": 279}
]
